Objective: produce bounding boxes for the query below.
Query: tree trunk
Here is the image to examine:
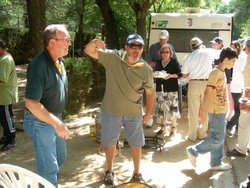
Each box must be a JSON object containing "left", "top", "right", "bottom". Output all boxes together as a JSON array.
[
  {"left": 26, "top": 0, "right": 46, "bottom": 56},
  {"left": 135, "top": 12, "right": 147, "bottom": 44},
  {"left": 95, "top": 0, "right": 120, "bottom": 49},
  {"left": 128, "top": 0, "right": 154, "bottom": 48}
]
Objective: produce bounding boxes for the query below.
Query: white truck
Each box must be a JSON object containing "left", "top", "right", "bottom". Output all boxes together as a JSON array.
[{"left": 148, "top": 12, "right": 233, "bottom": 64}]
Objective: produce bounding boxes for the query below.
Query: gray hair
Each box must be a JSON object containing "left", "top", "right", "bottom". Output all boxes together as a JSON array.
[{"left": 43, "top": 24, "right": 68, "bottom": 47}]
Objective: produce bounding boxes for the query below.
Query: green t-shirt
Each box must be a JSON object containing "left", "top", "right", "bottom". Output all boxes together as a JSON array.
[
  {"left": 0, "top": 52, "right": 18, "bottom": 105},
  {"left": 98, "top": 49, "right": 154, "bottom": 116},
  {"left": 25, "top": 50, "right": 68, "bottom": 114}
]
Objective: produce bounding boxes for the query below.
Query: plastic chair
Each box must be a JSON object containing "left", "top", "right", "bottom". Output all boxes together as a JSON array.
[{"left": 0, "top": 163, "right": 55, "bottom": 188}]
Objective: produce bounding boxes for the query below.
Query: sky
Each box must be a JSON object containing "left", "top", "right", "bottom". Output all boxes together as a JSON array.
[{"left": 223, "top": 0, "right": 231, "bottom": 5}]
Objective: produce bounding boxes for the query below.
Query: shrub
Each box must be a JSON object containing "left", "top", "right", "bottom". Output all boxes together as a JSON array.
[
  {"left": 0, "top": 28, "right": 32, "bottom": 64},
  {"left": 64, "top": 57, "right": 105, "bottom": 114}
]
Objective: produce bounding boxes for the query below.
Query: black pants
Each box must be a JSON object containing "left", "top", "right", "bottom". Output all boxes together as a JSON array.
[
  {"left": 0, "top": 104, "right": 16, "bottom": 142},
  {"left": 226, "top": 92, "right": 242, "bottom": 130}
]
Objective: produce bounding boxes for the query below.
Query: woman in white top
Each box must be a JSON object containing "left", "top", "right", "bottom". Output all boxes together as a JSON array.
[{"left": 226, "top": 41, "right": 247, "bottom": 135}]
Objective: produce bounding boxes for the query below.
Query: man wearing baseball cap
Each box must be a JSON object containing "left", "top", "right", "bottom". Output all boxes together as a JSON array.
[
  {"left": 147, "top": 30, "right": 177, "bottom": 69},
  {"left": 210, "top": 37, "right": 224, "bottom": 50},
  {"left": 84, "top": 34, "right": 155, "bottom": 185},
  {"left": 182, "top": 37, "right": 215, "bottom": 142}
]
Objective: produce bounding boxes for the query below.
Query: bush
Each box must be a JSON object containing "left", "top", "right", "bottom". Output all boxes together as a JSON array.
[
  {"left": 64, "top": 57, "right": 105, "bottom": 114},
  {"left": 0, "top": 28, "right": 32, "bottom": 64}
]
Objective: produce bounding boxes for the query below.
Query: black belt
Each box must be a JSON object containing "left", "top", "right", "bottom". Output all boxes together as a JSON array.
[{"left": 190, "top": 79, "right": 208, "bottom": 81}]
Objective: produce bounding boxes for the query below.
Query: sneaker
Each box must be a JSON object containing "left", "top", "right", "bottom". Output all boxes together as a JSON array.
[
  {"left": 186, "top": 148, "right": 197, "bottom": 167},
  {"left": 226, "top": 149, "right": 246, "bottom": 157},
  {"left": 0, "top": 136, "right": 7, "bottom": 145},
  {"left": 1, "top": 140, "right": 16, "bottom": 151},
  {"left": 103, "top": 170, "right": 114, "bottom": 185},
  {"left": 211, "top": 163, "right": 232, "bottom": 171},
  {"left": 130, "top": 172, "right": 145, "bottom": 183}
]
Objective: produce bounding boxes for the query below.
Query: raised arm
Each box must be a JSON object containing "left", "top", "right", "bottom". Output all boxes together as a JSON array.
[{"left": 84, "top": 39, "right": 106, "bottom": 60}]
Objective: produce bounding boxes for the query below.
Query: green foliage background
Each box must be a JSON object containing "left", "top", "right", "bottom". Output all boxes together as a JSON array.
[
  {"left": 64, "top": 57, "right": 105, "bottom": 114},
  {"left": 0, "top": 0, "right": 250, "bottom": 113}
]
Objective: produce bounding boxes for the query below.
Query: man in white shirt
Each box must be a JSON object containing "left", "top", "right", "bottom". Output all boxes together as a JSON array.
[{"left": 182, "top": 37, "right": 215, "bottom": 141}]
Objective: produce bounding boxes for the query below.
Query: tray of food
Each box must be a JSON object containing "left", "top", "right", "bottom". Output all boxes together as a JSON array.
[{"left": 153, "top": 71, "right": 168, "bottom": 78}]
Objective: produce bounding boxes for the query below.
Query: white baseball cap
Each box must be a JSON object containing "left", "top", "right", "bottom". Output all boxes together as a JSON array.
[{"left": 159, "top": 30, "right": 169, "bottom": 39}]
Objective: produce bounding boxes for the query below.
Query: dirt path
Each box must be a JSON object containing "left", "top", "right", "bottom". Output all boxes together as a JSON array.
[
  {"left": 13, "top": 64, "right": 27, "bottom": 129},
  {"left": 1, "top": 64, "right": 238, "bottom": 188}
]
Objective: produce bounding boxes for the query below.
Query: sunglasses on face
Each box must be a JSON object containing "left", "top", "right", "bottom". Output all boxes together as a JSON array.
[
  {"left": 161, "top": 51, "right": 170, "bottom": 54},
  {"left": 128, "top": 43, "right": 143, "bottom": 49}
]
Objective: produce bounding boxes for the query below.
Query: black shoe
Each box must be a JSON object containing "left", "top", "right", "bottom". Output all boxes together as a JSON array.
[
  {"left": 1, "top": 141, "right": 16, "bottom": 151},
  {"left": 0, "top": 136, "right": 7, "bottom": 145},
  {"left": 156, "top": 129, "right": 163, "bottom": 135},
  {"left": 103, "top": 170, "right": 114, "bottom": 185},
  {"left": 130, "top": 172, "right": 145, "bottom": 183},
  {"left": 226, "top": 149, "right": 246, "bottom": 157}
]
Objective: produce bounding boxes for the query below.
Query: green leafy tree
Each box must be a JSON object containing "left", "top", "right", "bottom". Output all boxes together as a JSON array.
[
  {"left": 218, "top": 0, "right": 250, "bottom": 38},
  {"left": 0, "top": 0, "right": 25, "bottom": 28}
]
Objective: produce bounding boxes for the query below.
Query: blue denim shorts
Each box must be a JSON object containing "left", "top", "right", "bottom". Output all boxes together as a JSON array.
[{"left": 101, "top": 112, "right": 145, "bottom": 147}]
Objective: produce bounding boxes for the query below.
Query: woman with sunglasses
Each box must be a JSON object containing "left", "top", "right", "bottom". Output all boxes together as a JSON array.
[{"left": 154, "top": 44, "right": 182, "bottom": 137}]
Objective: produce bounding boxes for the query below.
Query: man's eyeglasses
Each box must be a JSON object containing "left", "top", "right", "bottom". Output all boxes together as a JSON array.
[
  {"left": 128, "top": 43, "right": 143, "bottom": 49},
  {"left": 55, "top": 38, "right": 71, "bottom": 43}
]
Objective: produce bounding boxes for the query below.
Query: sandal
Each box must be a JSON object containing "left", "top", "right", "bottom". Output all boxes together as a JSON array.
[
  {"left": 169, "top": 127, "right": 176, "bottom": 137},
  {"left": 156, "top": 125, "right": 166, "bottom": 135}
]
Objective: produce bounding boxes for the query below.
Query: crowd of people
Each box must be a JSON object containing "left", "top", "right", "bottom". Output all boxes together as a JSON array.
[
  {"left": 0, "top": 26, "right": 250, "bottom": 187},
  {"left": 149, "top": 31, "right": 250, "bottom": 172}
]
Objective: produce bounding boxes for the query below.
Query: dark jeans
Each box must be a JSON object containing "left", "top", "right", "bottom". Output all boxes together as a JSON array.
[
  {"left": 0, "top": 104, "right": 16, "bottom": 142},
  {"left": 226, "top": 92, "right": 242, "bottom": 130}
]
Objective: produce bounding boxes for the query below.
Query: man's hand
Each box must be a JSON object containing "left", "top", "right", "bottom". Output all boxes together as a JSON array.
[
  {"left": 55, "top": 121, "right": 72, "bottom": 140},
  {"left": 84, "top": 39, "right": 106, "bottom": 60}
]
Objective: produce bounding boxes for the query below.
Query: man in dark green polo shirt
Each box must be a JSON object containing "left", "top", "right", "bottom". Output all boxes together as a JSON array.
[{"left": 23, "top": 24, "right": 71, "bottom": 187}]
